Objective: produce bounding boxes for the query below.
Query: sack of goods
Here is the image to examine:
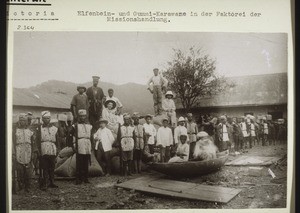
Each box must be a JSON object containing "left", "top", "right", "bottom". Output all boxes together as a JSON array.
[
  {"left": 54, "top": 153, "right": 104, "bottom": 177},
  {"left": 152, "top": 114, "right": 169, "bottom": 127},
  {"left": 193, "top": 137, "right": 218, "bottom": 161},
  {"left": 59, "top": 147, "right": 74, "bottom": 158},
  {"left": 55, "top": 147, "right": 75, "bottom": 169}
]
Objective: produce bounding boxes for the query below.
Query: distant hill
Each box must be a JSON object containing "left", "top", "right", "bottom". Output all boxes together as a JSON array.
[
  {"left": 14, "top": 80, "right": 154, "bottom": 115},
  {"left": 13, "top": 73, "right": 287, "bottom": 115}
]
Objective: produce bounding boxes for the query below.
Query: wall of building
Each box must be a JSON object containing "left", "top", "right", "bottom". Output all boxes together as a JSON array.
[
  {"left": 176, "top": 104, "right": 287, "bottom": 120},
  {"left": 13, "top": 106, "right": 71, "bottom": 123}
]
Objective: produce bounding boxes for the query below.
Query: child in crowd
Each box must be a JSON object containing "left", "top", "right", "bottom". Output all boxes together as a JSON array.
[
  {"left": 132, "top": 113, "right": 145, "bottom": 174},
  {"left": 186, "top": 113, "right": 198, "bottom": 159},
  {"left": 262, "top": 117, "right": 269, "bottom": 146},
  {"left": 57, "top": 113, "right": 68, "bottom": 153},
  {"left": 156, "top": 118, "right": 173, "bottom": 162},
  {"left": 118, "top": 114, "right": 136, "bottom": 176},
  {"left": 143, "top": 114, "right": 157, "bottom": 154},
  {"left": 168, "top": 134, "right": 189, "bottom": 163}
]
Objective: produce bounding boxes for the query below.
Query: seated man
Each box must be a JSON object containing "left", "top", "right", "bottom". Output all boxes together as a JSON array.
[
  {"left": 105, "top": 88, "right": 124, "bottom": 125},
  {"left": 192, "top": 131, "right": 217, "bottom": 161},
  {"left": 168, "top": 134, "right": 189, "bottom": 163},
  {"left": 102, "top": 100, "right": 119, "bottom": 134}
]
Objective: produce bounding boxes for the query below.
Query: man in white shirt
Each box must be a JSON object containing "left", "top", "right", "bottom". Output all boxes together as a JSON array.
[
  {"left": 174, "top": 117, "right": 189, "bottom": 146},
  {"left": 156, "top": 118, "right": 173, "bottom": 162},
  {"left": 94, "top": 118, "right": 115, "bottom": 176},
  {"left": 147, "top": 68, "right": 168, "bottom": 116},
  {"left": 143, "top": 114, "right": 157, "bottom": 154}
]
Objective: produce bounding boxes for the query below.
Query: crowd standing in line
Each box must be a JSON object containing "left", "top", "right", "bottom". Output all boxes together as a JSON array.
[{"left": 12, "top": 70, "right": 287, "bottom": 193}]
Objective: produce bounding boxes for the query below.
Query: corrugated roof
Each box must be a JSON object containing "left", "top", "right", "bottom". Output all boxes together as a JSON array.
[
  {"left": 175, "top": 73, "right": 287, "bottom": 108},
  {"left": 13, "top": 88, "right": 71, "bottom": 109}
]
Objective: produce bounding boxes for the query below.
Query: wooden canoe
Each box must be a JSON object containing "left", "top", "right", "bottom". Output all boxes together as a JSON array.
[{"left": 148, "top": 150, "right": 229, "bottom": 177}]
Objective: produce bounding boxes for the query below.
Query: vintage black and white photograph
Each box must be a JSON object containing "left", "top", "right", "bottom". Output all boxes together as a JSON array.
[{"left": 11, "top": 32, "right": 288, "bottom": 210}]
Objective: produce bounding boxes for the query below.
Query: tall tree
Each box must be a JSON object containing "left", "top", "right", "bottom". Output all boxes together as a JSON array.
[{"left": 164, "top": 47, "right": 235, "bottom": 111}]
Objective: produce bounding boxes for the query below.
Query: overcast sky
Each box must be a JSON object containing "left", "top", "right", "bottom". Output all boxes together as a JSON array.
[{"left": 13, "top": 32, "right": 287, "bottom": 88}]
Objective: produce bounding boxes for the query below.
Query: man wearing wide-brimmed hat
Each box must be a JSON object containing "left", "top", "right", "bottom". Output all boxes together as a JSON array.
[
  {"left": 94, "top": 118, "right": 114, "bottom": 176},
  {"left": 106, "top": 88, "right": 123, "bottom": 115},
  {"left": 86, "top": 76, "right": 105, "bottom": 127},
  {"left": 162, "top": 90, "right": 177, "bottom": 127},
  {"left": 71, "top": 85, "right": 89, "bottom": 122},
  {"left": 102, "top": 99, "right": 120, "bottom": 133}
]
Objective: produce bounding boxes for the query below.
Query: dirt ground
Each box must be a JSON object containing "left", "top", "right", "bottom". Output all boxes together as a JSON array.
[{"left": 11, "top": 143, "right": 287, "bottom": 210}]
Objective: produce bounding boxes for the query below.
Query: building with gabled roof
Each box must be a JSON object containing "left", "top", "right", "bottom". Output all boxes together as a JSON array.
[
  {"left": 12, "top": 88, "right": 71, "bottom": 123},
  {"left": 175, "top": 72, "right": 287, "bottom": 120}
]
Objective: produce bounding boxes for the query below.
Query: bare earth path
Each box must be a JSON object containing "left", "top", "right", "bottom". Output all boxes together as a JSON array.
[{"left": 11, "top": 143, "right": 287, "bottom": 210}]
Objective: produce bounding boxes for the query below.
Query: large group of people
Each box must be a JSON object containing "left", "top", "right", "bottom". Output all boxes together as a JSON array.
[{"left": 12, "top": 68, "right": 287, "bottom": 194}]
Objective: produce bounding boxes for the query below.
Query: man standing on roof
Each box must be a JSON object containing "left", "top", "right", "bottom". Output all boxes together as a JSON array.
[
  {"left": 86, "top": 76, "right": 105, "bottom": 127},
  {"left": 147, "top": 68, "right": 168, "bottom": 116},
  {"left": 71, "top": 86, "right": 89, "bottom": 123}
]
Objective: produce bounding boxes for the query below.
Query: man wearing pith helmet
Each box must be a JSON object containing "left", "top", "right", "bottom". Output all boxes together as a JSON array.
[
  {"left": 86, "top": 76, "right": 105, "bottom": 127},
  {"left": 40, "top": 111, "right": 59, "bottom": 190}
]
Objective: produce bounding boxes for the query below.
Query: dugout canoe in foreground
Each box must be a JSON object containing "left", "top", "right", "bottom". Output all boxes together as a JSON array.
[{"left": 148, "top": 150, "right": 229, "bottom": 177}]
